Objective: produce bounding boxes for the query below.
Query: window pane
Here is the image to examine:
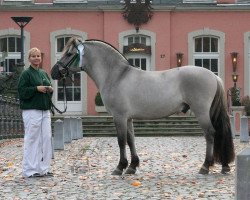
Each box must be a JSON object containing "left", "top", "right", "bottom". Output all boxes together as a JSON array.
[
  {"left": 65, "top": 37, "right": 71, "bottom": 45},
  {"left": 128, "top": 59, "right": 133, "bottom": 66},
  {"left": 58, "top": 79, "right": 64, "bottom": 87},
  {"left": 211, "top": 59, "right": 218, "bottom": 72},
  {"left": 135, "top": 58, "right": 140, "bottom": 67},
  {"left": 128, "top": 37, "right": 133, "bottom": 45},
  {"left": 8, "top": 37, "right": 15, "bottom": 52},
  {"left": 203, "top": 37, "right": 210, "bottom": 52},
  {"left": 66, "top": 88, "right": 73, "bottom": 101},
  {"left": 9, "top": 59, "right": 16, "bottom": 72},
  {"left": 134, "top": 36, "right": 139, "bottom": 44},
  {"left": 195, "top": 38, "right": 202, "bottom": 52},
  {"left": 57, "top": 38, "right": 64, "bottom": 52},
  {"left": 141, "top": 37, "right": 146, "bottom": 45},
  {"left": 74, "top": 88, "right": 81, "bottom": 101},
  {"left": 65, "top": 76, "right": 73, "bottom": 86},
  {"left": 195, "top": 59, "right": 202, "bottom": 67},
  {"left": 0, "top": 38, "right": 7, "bottom": 52},
  {"left": 74, "top": 73, "right": 80, "bottom": 86},
  {"left": 16, "top": 37, "right": 21, "bottom": 52},
  {"left": 203, "top": 59, "right": 210, "bottom": 69},
  {"left": 57, "top": 87, "right": 64, "bottom": 101},
  {"left": 141, "top": 58, "right": 146, "bottom": 70},
  {"left": 211, "top": 38, "right": 218, "bottom": 52}
]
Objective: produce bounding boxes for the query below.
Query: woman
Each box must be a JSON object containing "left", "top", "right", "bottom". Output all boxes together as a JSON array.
[{"left": 18, "top": 47, "right": 54, "bottom": 178}]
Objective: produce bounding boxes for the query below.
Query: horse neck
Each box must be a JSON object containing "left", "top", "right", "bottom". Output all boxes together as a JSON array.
[{"left": 85, "top": 44, "right": 129, "bottom": 90}]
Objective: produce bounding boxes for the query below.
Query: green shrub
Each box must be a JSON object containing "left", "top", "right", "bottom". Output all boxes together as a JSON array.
[
  {"left": 231, "top": 87, "right": 241, "bottom": 106},
  {"left": 95, "top": 92, "right": 104, "bottom": 106}
]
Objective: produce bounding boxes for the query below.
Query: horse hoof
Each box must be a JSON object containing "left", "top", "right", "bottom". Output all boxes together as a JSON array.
[
  {"left": 124, "top": 167, "right": 136, "bottom": 175},
  {"left": 221, "top": 166, "right": 230, "bottom": 174},
  {"left": 198, "top": 166, "right": 209, "bottom": 175},
  {"left": 111, "top": 168, "right": 123, "bottom": 176}
]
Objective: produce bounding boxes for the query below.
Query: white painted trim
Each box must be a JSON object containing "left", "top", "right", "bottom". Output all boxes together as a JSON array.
[
  {"left": 188, "top": 28, "right": 225, "bottom": 83},
  {"left": 244, "top": 31, "right": 250, "bottom": 96}
]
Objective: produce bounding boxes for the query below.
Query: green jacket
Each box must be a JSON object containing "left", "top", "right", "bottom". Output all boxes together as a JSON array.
[{"left": 18, "top": 66, "right": 53, "bottom": 110}]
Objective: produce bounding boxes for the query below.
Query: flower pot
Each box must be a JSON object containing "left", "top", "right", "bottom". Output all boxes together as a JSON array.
[{"left": 95, "top": 105, "right": 107, "bottom": 113}]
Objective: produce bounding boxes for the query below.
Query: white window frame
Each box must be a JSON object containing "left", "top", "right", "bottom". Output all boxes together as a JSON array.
[
  {"left": 188, "top": 28, "right": 225, "bottom": 82},
  {"left": 50, "top": 28, "right": 88, "bottom": 115},
  {"left": 119, "top": 29, "right": 156, "bottom": 71},
  {"left": 0, "top": 28, "right": 30, "bottom": 70},
  {"left": 193, "top": 36, "right": 220, "bottom": 75}
]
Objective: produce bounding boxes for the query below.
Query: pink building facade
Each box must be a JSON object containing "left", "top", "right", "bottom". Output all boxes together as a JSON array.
[{"left": 1, "top": 0, "right": 250, "bottom": 116}]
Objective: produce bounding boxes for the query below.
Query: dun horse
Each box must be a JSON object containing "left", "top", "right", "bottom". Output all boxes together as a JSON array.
[{"left": 51, "top": 37, "right": 235, "bottom": 175}]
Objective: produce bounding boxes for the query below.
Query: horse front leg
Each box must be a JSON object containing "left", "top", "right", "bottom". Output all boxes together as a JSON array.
[
  {"left": 111, "top": 117, "right": 128, "bottom": 176},
  {"left": 124, "top": 119, "right": 139, "bottom": 175},
  {"left": 199, "top": 132, "right": 215, "bottom": 174}
]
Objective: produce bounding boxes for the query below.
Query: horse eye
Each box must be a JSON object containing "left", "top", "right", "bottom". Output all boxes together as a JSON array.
[{"left": 67, "top": 52, "right": 72, "bottom": 56}]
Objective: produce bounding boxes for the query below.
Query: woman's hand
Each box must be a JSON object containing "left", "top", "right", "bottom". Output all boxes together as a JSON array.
[{"left": 37, "top": 86, "right": 53, "bottom": 93}]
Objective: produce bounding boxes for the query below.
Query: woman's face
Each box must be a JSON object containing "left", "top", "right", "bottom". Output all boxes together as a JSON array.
[{"left": 29, "top": 51, "right": 42, "bottom": 67}]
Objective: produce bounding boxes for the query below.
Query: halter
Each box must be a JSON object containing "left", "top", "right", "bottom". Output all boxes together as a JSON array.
[
  {"left": 51, "top": 39, "right": 85, "bottom": 114},
  {"left": 56, "top": 40, "right": 85, "bottom": 78}
]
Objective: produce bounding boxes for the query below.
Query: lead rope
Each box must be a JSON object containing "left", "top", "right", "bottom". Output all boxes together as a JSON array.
[{"left": 50, "top": 77, "right": 67, "bottom": 115}]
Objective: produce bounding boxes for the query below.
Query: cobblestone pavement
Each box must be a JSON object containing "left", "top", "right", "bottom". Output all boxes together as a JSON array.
[{"left": 0, "top": 136, "right": 249, "bottom": 200}]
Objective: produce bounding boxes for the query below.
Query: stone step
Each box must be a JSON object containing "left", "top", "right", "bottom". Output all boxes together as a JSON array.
[
  {"left": 81, "top": 115, "right": 203, "bottom": 136},
  {"left": 52, "top": 115, "right": 204, "bottom": 137}
]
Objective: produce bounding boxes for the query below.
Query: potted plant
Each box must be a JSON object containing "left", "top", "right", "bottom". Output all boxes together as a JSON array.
[
  {"left": 231, "top": 87, "right": 241, "bottom": 106},
  {"left": 241, "top": 95, "right": 250, "bottom": 136},
  {"left": 241, "top": 95, "right": 250, "bottom": 116},
  {"left": 95, "top": 91, "right": 106, "bottom": 113}
]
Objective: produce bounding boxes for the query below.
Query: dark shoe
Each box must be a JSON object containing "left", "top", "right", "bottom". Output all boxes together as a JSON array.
[
  {"left": 44, "top": 172, "right": 54, "bottom": 177},
  {"left": 28, "top": 173, "right": 44, "bottom": 178}
]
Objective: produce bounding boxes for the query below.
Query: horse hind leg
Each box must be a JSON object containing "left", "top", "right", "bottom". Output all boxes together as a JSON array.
[
  {"left": 199, "top": 130, "right": 215, "bottom": 175},
  {"left": 196, "top": 113, "right": 215, "bottom": 175},
  {"left": 124, "top": 119, "right": 139, "bottom": 175}
]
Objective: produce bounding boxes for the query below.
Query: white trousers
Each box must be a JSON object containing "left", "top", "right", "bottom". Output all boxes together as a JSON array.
[{"left": 22, "top": 109, "right": 52, "bottom": 177}]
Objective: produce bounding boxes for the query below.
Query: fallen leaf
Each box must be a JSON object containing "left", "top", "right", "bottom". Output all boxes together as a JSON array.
[
  {"left": 131, "top": 181, "right": 141, "bottom": 186},
  {"left": 7, "top": 162, "right": 14, "bottom": 168}
]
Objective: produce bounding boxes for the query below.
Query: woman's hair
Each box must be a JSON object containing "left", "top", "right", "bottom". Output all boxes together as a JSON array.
[{"left": 28, "top": 47, "right": 41, "bottom": 58}]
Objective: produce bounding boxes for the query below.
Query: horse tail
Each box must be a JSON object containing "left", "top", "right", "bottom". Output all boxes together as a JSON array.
[{"left": 210, "top": 77, "right": 235, "bottom": 165}]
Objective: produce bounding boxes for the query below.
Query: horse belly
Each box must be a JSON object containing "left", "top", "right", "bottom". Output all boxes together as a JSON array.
[{"left": 129, "top": 93, "right": 183, "bottom": 119}]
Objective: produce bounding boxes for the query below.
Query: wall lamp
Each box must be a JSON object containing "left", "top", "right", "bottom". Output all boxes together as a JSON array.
[
  {"left": 231, "top": 52, "right": 238, "bottom": 72},
  {"left": 176, "top": 52, "right": 183, "bottom": 67}
]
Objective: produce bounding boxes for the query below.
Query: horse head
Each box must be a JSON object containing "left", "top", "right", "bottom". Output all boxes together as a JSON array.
[{"left": 51, "top": 37, "right": 84, "bottom": 80}]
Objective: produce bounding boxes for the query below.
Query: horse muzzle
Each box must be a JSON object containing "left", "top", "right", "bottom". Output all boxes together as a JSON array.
[{"left": 51, "top": 62, "right": 68, "bottom": 80}]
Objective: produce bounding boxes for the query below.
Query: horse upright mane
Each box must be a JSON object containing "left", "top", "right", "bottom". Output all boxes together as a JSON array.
[
  {"left": 64, "top": 37, "right": 131, "bottom": 67},
  {"left": 85, "top": 39, "right": 130, "bottom": 64}
]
